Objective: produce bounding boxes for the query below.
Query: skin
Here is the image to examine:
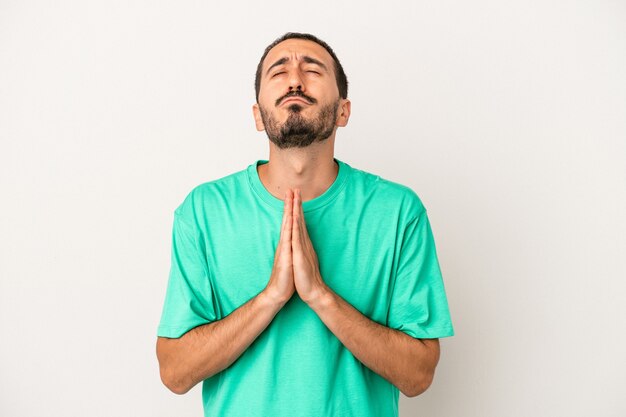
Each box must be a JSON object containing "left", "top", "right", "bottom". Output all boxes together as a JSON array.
[
  {"left": 156, "top": 38, "right": 441, "bottom": 397},
  {"left": 256, "top": 38, "right": 441, "bottom": 396},
  {"left": 252, "top": 38, "right": 350, "bottom": 203}
]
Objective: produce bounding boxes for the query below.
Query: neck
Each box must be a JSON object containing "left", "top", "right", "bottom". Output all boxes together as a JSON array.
[{"left": 257, "top": 138, "right": 339, "bottom": 202}]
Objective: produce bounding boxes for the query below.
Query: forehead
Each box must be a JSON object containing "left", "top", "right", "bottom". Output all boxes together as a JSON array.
[{"left": 262, "top": 39, "right": 334, "bottom": 72}]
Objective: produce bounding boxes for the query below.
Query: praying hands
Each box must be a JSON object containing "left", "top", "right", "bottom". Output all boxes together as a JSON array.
[{"left": 265, "top": 188, "right": 329, "bottom": 305}]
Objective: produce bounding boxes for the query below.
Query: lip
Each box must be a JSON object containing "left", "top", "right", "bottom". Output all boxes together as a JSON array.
[{"left": 281, "top": 97, "right": 311, "bottom": 106}]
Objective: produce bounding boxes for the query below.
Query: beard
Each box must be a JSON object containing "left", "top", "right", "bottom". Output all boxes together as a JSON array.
[{"left": 258, "top": 99, "right": 339, "bottom": 149}]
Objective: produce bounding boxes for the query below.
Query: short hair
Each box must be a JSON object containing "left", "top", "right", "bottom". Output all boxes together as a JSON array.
[{"left": 254, "top": 32, "right": 348, "bottom": 102}]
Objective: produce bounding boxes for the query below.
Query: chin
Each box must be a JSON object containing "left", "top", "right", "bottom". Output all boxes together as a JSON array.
[{"left": 286, "top": 104, "right": 305, "bottom": 112}]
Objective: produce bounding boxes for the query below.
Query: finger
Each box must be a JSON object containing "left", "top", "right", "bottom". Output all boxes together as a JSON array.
[
  {"left": 296, "top": 189, "right": 309, "bottom": 242},
  {"left": 280, "top": 189, "right": 288, "bottom": 236},
  {"left": 291, "top": 189, "right": 301, "bottom": 249},
  {"left": 292, "top": 188, "right": 298, "bottom": 221},
  {"left": 286, "top": 189, "right": 293, "bottom": 241},
  {"left": 283, "top": 189, "right": 293, "bottom": 250},
  {"left": 281, "top": 189, "right": 289, "bottom": 228}
]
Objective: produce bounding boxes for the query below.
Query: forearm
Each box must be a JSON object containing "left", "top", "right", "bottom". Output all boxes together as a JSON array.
[
  {"left": 157, "top": 289, "right": 285, "bottom": 394},
  {"left": 307, "top": 287, "right": 437, "bottom": 397}
]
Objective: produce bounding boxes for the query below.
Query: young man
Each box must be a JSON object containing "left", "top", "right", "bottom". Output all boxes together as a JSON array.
[{"left": 156, "top": 32, "right": 454, "bottom": 417}]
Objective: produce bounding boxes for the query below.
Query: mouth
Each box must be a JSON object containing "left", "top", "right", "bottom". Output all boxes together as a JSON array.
[{"left": 281, "top": 97, "right": 311, "bottom": 106}]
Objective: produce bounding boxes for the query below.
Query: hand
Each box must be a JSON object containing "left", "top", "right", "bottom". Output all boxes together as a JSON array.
[
  {"left": 291, "top": 188, "right": 328, "bottom": 304},
  {"left": 264, "top": 189, "right": 296, "bottom": 305}
]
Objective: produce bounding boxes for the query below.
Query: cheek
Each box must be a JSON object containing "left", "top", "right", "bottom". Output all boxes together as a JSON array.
[
  {"left": 312, "top": 85, "right": 335, "bottom": 102},
  {"left": 258, "top": 94, "right": 281, "bottom": 112},
  {"left": 259, "top": 82, "right": 283, "bottom": 101}
]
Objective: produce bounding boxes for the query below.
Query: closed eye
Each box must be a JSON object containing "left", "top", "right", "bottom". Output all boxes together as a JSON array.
[{"left": 272, "top": 72, "right": 286, "bottom": 78}]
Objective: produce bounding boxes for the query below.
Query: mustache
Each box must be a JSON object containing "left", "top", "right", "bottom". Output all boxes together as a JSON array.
[{"left": 276, "top": 91, "right": 316, "bottom": 107}]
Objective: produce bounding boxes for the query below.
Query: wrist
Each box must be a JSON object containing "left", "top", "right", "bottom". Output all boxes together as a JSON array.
[
  {"left": 259, "top": 288, "right": 290, "bottom": 309},
  {"left": 303, "top": 285, "right": 334, "bottom": 310}
]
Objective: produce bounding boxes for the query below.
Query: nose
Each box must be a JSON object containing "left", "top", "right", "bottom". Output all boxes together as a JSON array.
[{"left": 288, "top": 69, "right": 305, "bottom": 93}]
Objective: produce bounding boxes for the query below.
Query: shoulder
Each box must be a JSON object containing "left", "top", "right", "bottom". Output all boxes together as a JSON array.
[
  {"left": 173, "top": 167, "right": 247, "bottom": 220},
  {"left": 349, "top": 163, "right": 427, "bottom": 220}
]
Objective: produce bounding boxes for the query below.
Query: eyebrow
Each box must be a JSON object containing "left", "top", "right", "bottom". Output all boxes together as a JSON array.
[{"left": 265, "top": 55, "right": 329, "bottom": 76}]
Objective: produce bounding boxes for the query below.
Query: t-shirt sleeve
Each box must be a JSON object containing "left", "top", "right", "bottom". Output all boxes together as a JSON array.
[
  {"left": 157, "top": 207, "right": 218, "bottom": 339},
  {"left": 387, "top": 208, "right": 455, "bottom": 339}
]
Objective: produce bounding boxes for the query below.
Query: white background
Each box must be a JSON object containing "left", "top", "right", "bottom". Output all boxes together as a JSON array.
[{"left": 1, "top": 1, "right": 625, "bottom": 416}]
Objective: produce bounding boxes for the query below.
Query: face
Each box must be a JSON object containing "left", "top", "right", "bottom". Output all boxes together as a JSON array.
[{"left": 253, "top": 39, "right": 351, "bottom": 149}]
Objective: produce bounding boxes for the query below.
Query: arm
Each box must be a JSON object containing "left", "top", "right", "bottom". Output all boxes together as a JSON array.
[
  {"left": 158, "top": 188, "right": 297, "bottom": 395},
  {"left": 307, "top": 288, "right": 440, "bottom": 397},
  {"left": 289, "top": 189, "right": 442, "bottom": 397},
  {"left": 156, "top": 289, "right": 286, "bottom": 395}
]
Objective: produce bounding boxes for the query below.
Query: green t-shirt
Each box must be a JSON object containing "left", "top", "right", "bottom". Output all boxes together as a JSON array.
[{"left": 157, "top": 157, "right": 454, "bottom": 417}]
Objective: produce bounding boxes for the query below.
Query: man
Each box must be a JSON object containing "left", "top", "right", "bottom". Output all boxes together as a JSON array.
[{"left": 156, "top": 32, "right": 454, "bottom": 417}]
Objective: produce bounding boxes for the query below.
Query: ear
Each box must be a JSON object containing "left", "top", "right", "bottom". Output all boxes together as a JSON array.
[
  {"left": 335, "top": 98, "right": 351, "bottom": 127},
  {"left": 252, "top": 103, "right": 266, "bottom": 131}
]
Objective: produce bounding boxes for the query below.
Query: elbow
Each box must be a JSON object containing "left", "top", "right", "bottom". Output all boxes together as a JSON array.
[
  {"left": 402, "top": 338, "right": 440, "bottom": 397},
  {"left": 402, "top": 371, "right": 435, "bottom": 398},
  {"left": 402, "top": 384, "right": 428, "bottom": 398},
  {"left": 157, "top": 338, "right": 192, "bottom": 395},
  {"left": 159, "top": 365, "right": 193, "bottom": 395},
  {"left": 159, "top": 366, "right": 192, "bottom": 395},
  {"left": 169, "top": 383, "right": 192, "bottom": 396}
]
